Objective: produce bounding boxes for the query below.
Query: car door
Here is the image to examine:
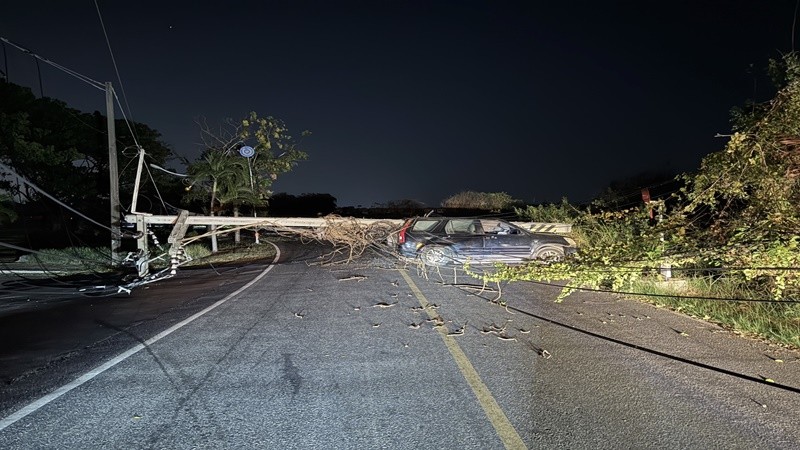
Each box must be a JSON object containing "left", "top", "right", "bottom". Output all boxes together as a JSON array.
[
  {"left": 480, "top": 219, "right": 534, "bottom": 259},
  {"left": 442, "top": 218, "right": 485, "bottom": 257}
]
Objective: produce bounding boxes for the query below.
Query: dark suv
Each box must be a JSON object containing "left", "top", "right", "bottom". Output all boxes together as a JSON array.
[{"left": 396, "top": 217, "right": 575, "bottom": 266}]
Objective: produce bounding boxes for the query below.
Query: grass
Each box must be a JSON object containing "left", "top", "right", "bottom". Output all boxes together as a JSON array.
[
  {"left": 628, "top": 277, "right": 800, "bottom": 350},
  {"left": 179, "top": 238, "right": 277, "bottom": 268},
  {"left": 12, "top": 235, "right": 277, "bottom": 274},
  {"left": 17, "top": 247, "right": 114, "bottom": 273}
]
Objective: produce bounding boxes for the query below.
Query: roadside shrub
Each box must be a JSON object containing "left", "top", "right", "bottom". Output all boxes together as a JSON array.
[
  {"left": 514, "top": 198, "right": 580, "bottom": 224},
  {"left": 479, "top": 205, "right": 670, "bottom": 300},
  {"left": 441, "top": 191, "right": 521, "bottom": 211}
]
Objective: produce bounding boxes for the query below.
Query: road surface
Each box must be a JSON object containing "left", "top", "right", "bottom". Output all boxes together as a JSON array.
[{"left": 1, "top": 240, "right": 799, "bottom": 449}]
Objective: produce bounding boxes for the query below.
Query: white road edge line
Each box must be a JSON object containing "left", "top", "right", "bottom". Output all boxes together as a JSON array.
[{"left": 0, "top": 243, "right": 281, "bottom": 432}]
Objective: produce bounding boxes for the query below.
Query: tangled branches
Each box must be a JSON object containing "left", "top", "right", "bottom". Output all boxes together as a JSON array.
[
  {"left": 262, "top": 215, "right": 402, "bottom": 265},
  {"left": 312, "top": 216, "right": 400, "bottom": 263}
]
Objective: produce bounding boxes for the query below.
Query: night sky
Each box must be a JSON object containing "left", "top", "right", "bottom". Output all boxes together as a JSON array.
[{"left": 1, "top": 1, "right": 796, "bottom": 207}]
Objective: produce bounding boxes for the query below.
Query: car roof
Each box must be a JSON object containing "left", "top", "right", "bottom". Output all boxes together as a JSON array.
[{"left": 411, "top": 216, "right": 507, "bottom": 220}]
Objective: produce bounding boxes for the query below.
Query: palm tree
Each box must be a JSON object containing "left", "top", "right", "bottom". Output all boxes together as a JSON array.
[
  {"left": 216, "top": 178, "right": 264, "bottom": 244},
  {"left": 186, "top": 150, "right": 248, "bottom": 252}
]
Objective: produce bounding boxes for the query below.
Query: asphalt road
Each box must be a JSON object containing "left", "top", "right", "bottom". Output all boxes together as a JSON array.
[{"left": 1, "top": 239, "right": 799, "bottom": 449}]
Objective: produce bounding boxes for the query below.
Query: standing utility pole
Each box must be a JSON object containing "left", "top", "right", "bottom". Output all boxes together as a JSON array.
[{"left": 106, "top": 82, "right": 121, "bottom": 265}]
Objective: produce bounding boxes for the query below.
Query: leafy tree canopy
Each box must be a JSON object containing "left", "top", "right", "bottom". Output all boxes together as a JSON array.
[
  {"left": 0, "top": 81, "right": 177, "bottom": 213},
  {"left": 680, "top": 52, "right": 800, "bottom": 244},
  {"left": 184, "top": 112, "right": 309, "bottom": 217}
]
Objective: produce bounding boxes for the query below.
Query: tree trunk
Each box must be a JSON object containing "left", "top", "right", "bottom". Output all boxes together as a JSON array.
[
  {"left": 210, "top": 180, "right": 218, "bottom": 253},
  {"left": 234, "top": 206, "right": 241, "bottom": 244}
]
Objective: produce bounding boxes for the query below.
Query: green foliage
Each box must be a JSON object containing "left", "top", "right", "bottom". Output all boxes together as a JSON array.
[
  {"left": 185, "top": 149, "right": 252, "bottom": 214},
  {"left": 684, "top": 54, "right": 800, "bottom": 239},
  {"left": 185, "top": 112, "right": 308, "bottom": 216},
  {"left": 514, "top": 198, "right": 580, "bottom": 223},
  {"left": 713, "top": 235, "right": 800, "bottom": 299},
  {"left": 674, "top": 52, "right": 800, "bottom": 298},
  {"left": 240, "top": 112, "right": 309, "bottom": 200},
  {"left": 479, "top": 205, "right": 671, "bottom": 300},
  {"left": 441, "top": 191, "right": 521, "bottom": 211},
  {"left": 478, "top": 53, "right": 800, "bottom": 304},
  {"left": 0, "top": 81, "right": 178, "bottom": 213}
]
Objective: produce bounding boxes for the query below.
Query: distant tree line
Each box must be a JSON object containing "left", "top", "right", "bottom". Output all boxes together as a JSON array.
[{"left": 268, "top": 193, "right": 336, "bottom": 217}]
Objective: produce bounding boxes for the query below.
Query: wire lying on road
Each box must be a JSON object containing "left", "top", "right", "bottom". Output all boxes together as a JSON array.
[{"left": 502, "top": 301, "right": 800, "bottom": 395}]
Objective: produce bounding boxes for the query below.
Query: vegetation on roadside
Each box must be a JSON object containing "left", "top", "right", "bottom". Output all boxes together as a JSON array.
[
  {"left": 18, "top": 247, "right": 113, "bottom": 272},
  {"left": 441, "top": 191, "right": 521, "bottom": 211},
  {"left": 477, "top": 54, "right": 800, "bottom": 348}
]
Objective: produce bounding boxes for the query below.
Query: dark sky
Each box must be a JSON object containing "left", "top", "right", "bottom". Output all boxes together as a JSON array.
[{"left": 1, "top": 1, "right": 796, "bottom": 207}]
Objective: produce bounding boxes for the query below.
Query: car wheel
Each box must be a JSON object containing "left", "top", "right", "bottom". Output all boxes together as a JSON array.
[
  {"left": 532, "top": 245, "right": 564, "bottom": 262},
  {"left": 420, "top": 245, "right": 454, "bottom": 266}
]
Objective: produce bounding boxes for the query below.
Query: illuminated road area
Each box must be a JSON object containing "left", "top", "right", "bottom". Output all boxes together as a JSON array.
[{"left": 1, "top": 242, "right": 800, "bottom": 449}]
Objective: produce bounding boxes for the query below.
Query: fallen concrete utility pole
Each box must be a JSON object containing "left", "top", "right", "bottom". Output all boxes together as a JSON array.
[
  {"left": 123, "top": 214, "right": 571, "bottom": 232},
  {"left": 123, "top": 214, "right": 401, "bottom": 227},
  {"left": 122, "top": 212, "right": 572, "bottom": 276}
]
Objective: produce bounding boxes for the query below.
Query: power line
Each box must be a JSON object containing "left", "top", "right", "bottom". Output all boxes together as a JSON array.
[
  {"left": 0, "top": 163, "right": 120, "bottom": 237},
  {"left": 0, "top": 34, "right": 143, "bottom": 153},
  {"left": 0, "top": 37, "right": 105, "bottom": 91},
  {"left": 519, "top": 279, "right": 800, "bottom": 303},
  {"left": 94, "top": 0, "right": 139, "bottom": 144},
  {"left": 504, "top": 303, "right": 800, "bottom": 395}
]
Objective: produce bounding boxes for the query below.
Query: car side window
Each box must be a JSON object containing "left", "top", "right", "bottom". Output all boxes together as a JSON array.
[
  {"left": 445, "top": 219, "right": 481, "bottom": 234},
  {"left": 411, "top": 219, "right": 438, "bottom": 232},
  {"left": 480, "top": 219, "right": 522, "bottom": 235}
]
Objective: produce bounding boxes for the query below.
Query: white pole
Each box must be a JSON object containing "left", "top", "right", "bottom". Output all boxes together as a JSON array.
[{"left": 130, "top": 146, "right": 145, "bottom": 213}]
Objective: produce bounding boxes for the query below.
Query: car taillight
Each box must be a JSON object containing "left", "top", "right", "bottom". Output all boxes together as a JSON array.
[{"left": 398, "top": 220, "right": 412, "bottom": 244}]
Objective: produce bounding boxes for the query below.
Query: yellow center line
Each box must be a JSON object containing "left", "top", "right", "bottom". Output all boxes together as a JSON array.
[{"left": 400, "top": 270, "right": 528, "bottom": 450}]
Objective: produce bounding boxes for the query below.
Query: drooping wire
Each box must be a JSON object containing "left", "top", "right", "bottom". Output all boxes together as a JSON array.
[
  {"left": 0, "top": 37, "right": 106, "bottom": 91},
  {"left": 34, "top": 58, "right": 43, "bottom": 97},
  {"left": 519, "top": 279, "right": 800, "bottom": 304},
  {"left": 94, "top": 0, "right": 139, "bottom": 145},
  {"left": 1, "top": 39, "right": 8, "bottom": 80},
  {"left": 0, "top": 163, "right": 121, "bottom": 237},
  {"left": 143, "top": 159, "right": 168, "bottom": 213},
  {"left": 112, "top": 88, "right": 141, "bottom": 151}
]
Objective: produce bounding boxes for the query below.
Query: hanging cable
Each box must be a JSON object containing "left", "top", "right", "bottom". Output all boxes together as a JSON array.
[
  {"left": 94, "top": 0, "right": 139, "bottom": 144},
  {"left": 34, "top": 58, "right": 43, "bottom": 97},
  {"left": 112, "top": 92, "right": 141, "bottom": 150},
  {"left": 1, "top": 39, "right": 8, "bottom": 81},
  {"left": 0, "top": 163, "right": 121, "bottom": 237},
  {"left": 519, "top": 279, "right": 800, "bottom": 303},
  {"left": 143, "top": 159, "right": 168, "bottom": 213},
  {"left": 0, "top": 37, "right": 105, "bottom": 91}
]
